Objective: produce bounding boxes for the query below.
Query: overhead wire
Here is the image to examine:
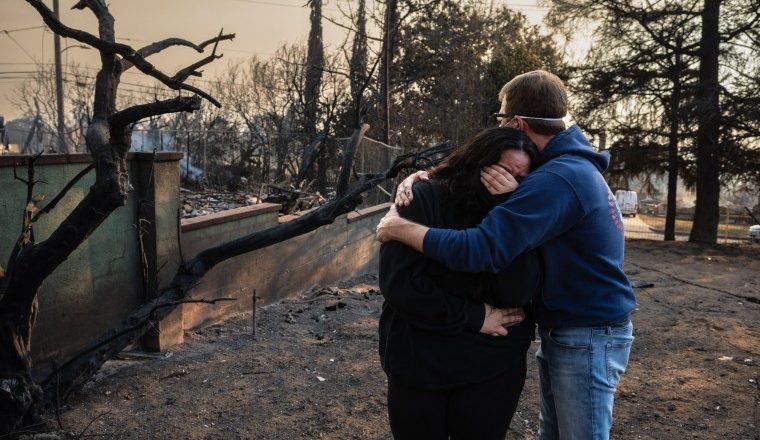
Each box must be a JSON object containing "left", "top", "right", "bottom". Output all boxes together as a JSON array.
[
  {"left": 0, "top": 25, "right": 46, "bottom": 33},
  {"left": 1, "top": 29, "right": 41, "bottom": 65}
]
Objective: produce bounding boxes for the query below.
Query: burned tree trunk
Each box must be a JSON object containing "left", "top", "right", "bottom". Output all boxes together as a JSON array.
[
  {"left": 0, "top": 0, "right": 232, "bottom": 434},
  {"left": 336, "top": 124, "right": 370, "bottom": 197},
  {"left": 0, "top": 302, "right": 42, "bottom": 432}
]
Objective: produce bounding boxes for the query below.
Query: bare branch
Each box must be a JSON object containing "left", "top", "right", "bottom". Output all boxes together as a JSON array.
[
  {"left": 32, "top": 164, "right": 95, "bottom": 223},
  {"left": 25, "top": 0, "right": 224, "bottom": 107},
  {"left": 122, "top": 33, "right": 236, "bottom": 71},
  {"left": 172, "top": 30, "right": 227, "bottom": 83},
  {"left": 295, "top": 136, "right": 325, "bottom": 186},
  {"left": 720, "top": 9, "right": 760, "bottom": 43},
  {"left": 321, "top": 13, "right": 383, "bottom": 42},
  {"left": 199, "top": 32, "right": 236, "bottom": 50},
  {"left": 25, "top": 0, "right": 123, "bottom": 52},
  {"left": 40, "top": 296, "right": 236, "bottom": 393},
  {"left": 119, "top": 56, "right": 222, "bottom": 107},
  {"left": 336, "top": 124, "right": 370, "bottom": 197},
  {"left": 110, "top": 96, "right": 202, "bottom": 130}
]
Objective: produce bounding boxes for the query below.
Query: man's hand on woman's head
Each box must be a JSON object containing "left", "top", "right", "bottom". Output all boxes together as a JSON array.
[
  {"left": 480, "top": 164, "right": 520, "bottom": 195},
  {"left": 395, "top": 171, "right": 429, "bottom": 206},
  {"left": 480, "top": 305, "right": 525, "bottom": 337}
]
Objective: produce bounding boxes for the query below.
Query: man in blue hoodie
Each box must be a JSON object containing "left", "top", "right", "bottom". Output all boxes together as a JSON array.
[{"left": 376, "top": 70, "right": 636, "bottom": 440}]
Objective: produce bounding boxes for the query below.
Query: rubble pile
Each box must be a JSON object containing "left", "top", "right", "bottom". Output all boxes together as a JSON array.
[{"left": 180, "top": 189, "right": 260, "bottom": 218}]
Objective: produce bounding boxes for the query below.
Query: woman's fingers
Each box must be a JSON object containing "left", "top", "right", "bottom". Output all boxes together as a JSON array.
[
  {"left": 480, "top": 304, "right": 512, "bottom": 336},
  {"left": 500, "top": 307, "right": 525, "bottom": 327},
  {"left": 396, "top": 181, "right": 412, "bottom": 206},
  {"left": 481, "top": 165, "right": 518, "bottom": 195},
  {"left": 394, "top": 171, "right": 429, "bottom": 206}
]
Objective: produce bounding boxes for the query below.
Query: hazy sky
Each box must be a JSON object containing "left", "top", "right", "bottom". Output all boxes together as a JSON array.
[{"left": 0, "top": 0, "right": 549, "bottom": 121}]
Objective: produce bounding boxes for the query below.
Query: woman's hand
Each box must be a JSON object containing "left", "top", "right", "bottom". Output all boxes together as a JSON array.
[
  {"left": 480, "top": 304, "right": 525, "bottom": 336},
  {"left": 395, "top": 171, "right": 429, "bottom": 206},
  {"left": 480, "top": 164, "right": 519, "bottom": 195}
]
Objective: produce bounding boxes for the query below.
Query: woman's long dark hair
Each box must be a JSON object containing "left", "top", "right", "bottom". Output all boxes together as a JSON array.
[{"left": 428, "top": 127, "right": 538, "bottom": 227}]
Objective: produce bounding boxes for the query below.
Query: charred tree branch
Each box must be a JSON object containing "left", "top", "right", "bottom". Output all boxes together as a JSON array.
[
  {"left": 24, "top": 0, "right": 222, "bottom": 107},
  {"left": 336, "top": 124, "right": 370, "bottom": 197},
  {"left": 295, "top": 136, "right": 325, "bottom": 187},
  {"left": 110, "top": 96, "right": 202, "bottom": 131},
  {"left": 171, "top": 30, "right": 226, "bottom": 82},
  {"left": 32, "top": 164, "right": 95, "bottom": 223},
  {"left": 26, "top": 0, "right": 126, "bottom": 54},
  {"left": 123, "top": 33, "right": 235, "bottom": 72},
  {"left": 40, "top": 296, "right": 235, "bottom": 395}
]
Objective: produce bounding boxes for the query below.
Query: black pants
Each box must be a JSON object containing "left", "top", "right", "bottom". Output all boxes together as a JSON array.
[{"left": 386, "top": 359, "right": 527, "bottom": 440}]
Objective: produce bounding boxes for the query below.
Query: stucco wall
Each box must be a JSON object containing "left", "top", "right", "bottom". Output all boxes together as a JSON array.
[
  {"left": 0, "top": 153, "right": 386, "bottom": 372},
  {"left": 0, "top": 153, "right": 181, "bottom": 373}
]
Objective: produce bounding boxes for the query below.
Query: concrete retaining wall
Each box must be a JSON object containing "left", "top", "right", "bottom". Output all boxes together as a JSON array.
[{"left": 177, "top": 203, "right": 388, "bottom": 342}]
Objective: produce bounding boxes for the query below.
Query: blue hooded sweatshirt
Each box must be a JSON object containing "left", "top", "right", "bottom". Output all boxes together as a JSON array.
[{"left": 423, "top": 124, "right": 636, "bottom": 328}]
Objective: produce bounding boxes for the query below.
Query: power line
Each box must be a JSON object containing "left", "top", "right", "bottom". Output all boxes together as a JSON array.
[
  {"left": 1, "top": 66, "right": 296, "bottom": 93},
  {"left": 1, "top": 30, "right": 40, "bottom": 65},
  {"left": 224, "top": 0, "right": 340, "bottom": 13},
  {"left": 0, "top": 25, "right": 46, "bottom": 33}
]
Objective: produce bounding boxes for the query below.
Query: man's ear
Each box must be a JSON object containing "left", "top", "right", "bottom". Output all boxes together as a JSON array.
[{"left": 515, "top": 116, "right": 531, "bottom": 134}]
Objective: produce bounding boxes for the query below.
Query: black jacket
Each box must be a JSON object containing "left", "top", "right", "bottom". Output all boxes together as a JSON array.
[{"left": 379, "top": 180, "right": 541, "bottom": 390}]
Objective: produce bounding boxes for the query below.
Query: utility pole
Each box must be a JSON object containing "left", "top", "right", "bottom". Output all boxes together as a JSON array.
[
  {"left": 379, "top": 0, "right": 397, "bottom": 145},
  {"left": 0, "top": 116, "right": 7, "bottom": 153},
  {"left": 53, "top": 0, "right": 67, "bottom": 153}
]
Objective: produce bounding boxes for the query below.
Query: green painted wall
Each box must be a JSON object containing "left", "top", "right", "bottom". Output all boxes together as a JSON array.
[
  {"left": 0, "top": 153, "right": 386, "bottom": 376},
  {"left": 0, "top": 154, "right": 176, "bottom": 376}
]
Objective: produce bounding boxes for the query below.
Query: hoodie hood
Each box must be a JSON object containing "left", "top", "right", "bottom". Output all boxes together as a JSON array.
[{"left": 539, "top": 124, "right": 609, "bottom": 172}]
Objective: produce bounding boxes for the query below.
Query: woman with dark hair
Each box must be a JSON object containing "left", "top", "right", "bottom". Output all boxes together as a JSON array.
[{"left": 378, "top": 127, "right": 541, "bottom": 440}]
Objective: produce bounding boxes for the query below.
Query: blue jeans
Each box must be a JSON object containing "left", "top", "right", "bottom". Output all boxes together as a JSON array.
[{"left": 536, "top": 321, "right": 633, "bottom": 440}]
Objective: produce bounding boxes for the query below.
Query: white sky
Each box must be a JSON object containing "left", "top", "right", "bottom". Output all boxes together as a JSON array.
[{"left": 0, "top": 0, "right": 550, "bottom": 121}]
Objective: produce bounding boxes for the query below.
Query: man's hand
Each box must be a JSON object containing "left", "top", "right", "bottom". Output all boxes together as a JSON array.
[
  {"left": 480, "top": 304, "right": 526, "bottom": 337},
  {"left": 376, "top": 204, "right": 403, "bottom": 243},
  {"left": 375, "top": 205, "right": 428, "bottom": 251},
  {"left": 395, "top": 171, "right": 429, "bottom": 206},
  {"left": 480, "top": 165, "right": 519, "bottom": 195}
]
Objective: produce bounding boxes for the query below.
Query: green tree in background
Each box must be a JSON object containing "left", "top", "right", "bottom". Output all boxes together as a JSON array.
[
  {"left": 392, "top": 1, "right": 565, "bottom": 148},
  {"left": 545, "top": 0, "right": 760, "bottom": 243}
]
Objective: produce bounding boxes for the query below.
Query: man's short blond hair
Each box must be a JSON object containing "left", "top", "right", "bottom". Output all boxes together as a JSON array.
[{"left": 499, "top": 70, "right": 567, "bottom": 135}]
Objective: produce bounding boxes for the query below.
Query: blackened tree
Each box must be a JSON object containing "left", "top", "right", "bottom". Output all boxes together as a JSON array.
[{"left": 0, "top": 0, "right": 234, "bottom": 433}]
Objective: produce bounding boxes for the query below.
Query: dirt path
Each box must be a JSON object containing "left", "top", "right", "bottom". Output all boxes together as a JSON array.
[{"left": 54, "top": 241, "right": 759, "bottom": 439}]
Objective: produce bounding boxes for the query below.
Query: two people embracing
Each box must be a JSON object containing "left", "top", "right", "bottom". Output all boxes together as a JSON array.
[{"left": 376, "top": 70, "right": 636, "bottom": 440}]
